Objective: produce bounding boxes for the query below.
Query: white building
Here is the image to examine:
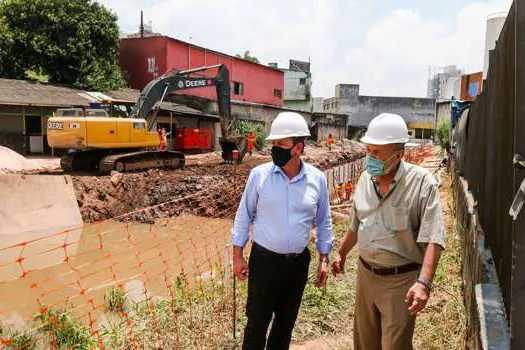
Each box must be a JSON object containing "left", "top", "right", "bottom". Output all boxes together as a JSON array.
[
  {"left": 483, "top": 13, "right": 507, "bottom": 78},
  {"left": 270, "top": 60, "right": 312, "bottom": 112},
  {"left": 427, "top": 65, "right": 463, "bottom": 101}
]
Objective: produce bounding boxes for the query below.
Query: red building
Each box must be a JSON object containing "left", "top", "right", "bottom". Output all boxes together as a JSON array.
[
  {"left": 119, "top": 36, "right": 284, "bottom": 107},
  {"left": 460, "top": 72, "right": 483, "bottom": 101}
]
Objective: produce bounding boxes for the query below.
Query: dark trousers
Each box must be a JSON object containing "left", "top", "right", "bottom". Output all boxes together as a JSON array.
[{"left": 242, "top": 243, "right": 311, "bottom": 350}]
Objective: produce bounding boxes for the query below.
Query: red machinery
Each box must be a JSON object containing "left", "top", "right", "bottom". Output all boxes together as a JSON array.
[{"left": 173, "top": 127, "right": 213, "bottom": 151}]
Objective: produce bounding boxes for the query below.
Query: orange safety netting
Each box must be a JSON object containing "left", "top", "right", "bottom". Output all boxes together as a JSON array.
[
  {"left": 0, "top": 158, "right": 367, "bottom": 349},
  {"left": 0, "top": 175, "right": 244, "bottom": 349}
]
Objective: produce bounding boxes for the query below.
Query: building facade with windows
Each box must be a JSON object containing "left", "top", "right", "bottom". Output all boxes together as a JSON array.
[
  {"left": 119, "top": 36, "right": 284, "bottom": 107},
  {"left": 270, "top": 59, "right": 312, "bottom": 112},
  {"left": 323, "top": 84, "right": 436, "bottom": 140}
]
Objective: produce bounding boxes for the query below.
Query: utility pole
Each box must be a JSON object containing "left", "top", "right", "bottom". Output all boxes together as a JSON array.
[{"left": 140, "top": 10, "right": 144, "bottom": 38}]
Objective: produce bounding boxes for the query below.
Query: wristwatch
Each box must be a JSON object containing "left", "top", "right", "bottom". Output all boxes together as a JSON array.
[{"left": 416, "top": 276, "right": 434, "bottom": 291}]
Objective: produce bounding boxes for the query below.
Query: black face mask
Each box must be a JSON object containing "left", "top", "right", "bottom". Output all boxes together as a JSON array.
[{"left": 271, "top": 145, "right": 294, "bottom": 167}]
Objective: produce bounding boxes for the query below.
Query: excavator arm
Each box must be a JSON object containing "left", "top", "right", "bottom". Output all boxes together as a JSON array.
[{"left": 132, "top": 64, "right": 245, "bottom": 162}]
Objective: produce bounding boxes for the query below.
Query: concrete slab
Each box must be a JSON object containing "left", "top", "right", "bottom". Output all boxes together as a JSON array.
[{"left": 0, "top": 175, "right": 83, "bottom": 275}]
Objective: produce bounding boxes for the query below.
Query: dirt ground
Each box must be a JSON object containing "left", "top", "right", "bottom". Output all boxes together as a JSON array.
[
  {"left": 290, "top": 148, "right": 465, "bottom": 350},
  {"left": 71, "top": 142, "right": 365, "bottom": 223}
]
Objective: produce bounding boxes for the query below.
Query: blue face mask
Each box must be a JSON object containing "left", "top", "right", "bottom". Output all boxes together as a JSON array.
[{"left": 365, "top": 152, "right": 398, "bottom": 177}]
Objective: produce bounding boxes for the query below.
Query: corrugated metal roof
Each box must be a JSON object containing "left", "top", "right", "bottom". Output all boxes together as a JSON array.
[
  {"left": 159, "top": 102, "right": 219, "bottom": 119},
  {"left": 105, "top": 89, "right": 140, "bottom": 102},
  {"left": 0, "top": 79, "right": 217, "bottom": 119},
  {"left": 0, "top": 79, "right": 91, "bottom": 107}
]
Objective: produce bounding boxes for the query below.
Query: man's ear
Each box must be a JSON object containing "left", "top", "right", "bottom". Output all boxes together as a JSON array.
[{"left": 292, "top": 142, "right": 303, "bottom": 156}]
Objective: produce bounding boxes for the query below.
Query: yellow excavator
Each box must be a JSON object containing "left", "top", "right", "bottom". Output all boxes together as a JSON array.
[{"left": 47, "top": 64, "right": 247, "bottom": 173}]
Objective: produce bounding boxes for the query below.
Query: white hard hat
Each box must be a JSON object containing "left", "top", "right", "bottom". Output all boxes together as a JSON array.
[
  {"left": 266, "top": 112, "right": 311, "bottom": 141},
  {"left": 360, "top": 113, "right": 409, "bottom": 145}
]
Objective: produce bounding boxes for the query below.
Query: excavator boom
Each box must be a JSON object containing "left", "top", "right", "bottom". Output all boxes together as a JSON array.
[
  {"left": 132, "top": 64, "right": 245, "bottom": 163},
  {"left": 47, "top": 64, "right": 245, "bottom": 173}
]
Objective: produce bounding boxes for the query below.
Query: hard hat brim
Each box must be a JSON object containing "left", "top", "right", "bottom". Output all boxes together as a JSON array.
[
  {"left": 266, "top": 132, "right": 311, "bottom": 141},
  {"left": 360, "top": 135, "right": 409, "bottom": 145}
]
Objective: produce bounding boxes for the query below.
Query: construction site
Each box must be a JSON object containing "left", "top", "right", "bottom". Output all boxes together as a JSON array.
[{"left": 1, "top": 0, "right": 525, "bottom": 349}]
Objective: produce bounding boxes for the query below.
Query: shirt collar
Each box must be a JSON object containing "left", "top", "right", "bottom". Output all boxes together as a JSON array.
[{"left": 272, "top": 161, "right": 307, "bottom": 182}]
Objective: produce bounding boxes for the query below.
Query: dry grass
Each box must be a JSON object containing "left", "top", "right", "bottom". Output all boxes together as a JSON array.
[
  {"left": 0, "top": 173, "right": 465, "bottom": 349},
  {"left": 291, "top": 170, "right": 466, "bottom": 350},
  {"left": 413, "top": 173, "right": 466, "bottom": 349}
]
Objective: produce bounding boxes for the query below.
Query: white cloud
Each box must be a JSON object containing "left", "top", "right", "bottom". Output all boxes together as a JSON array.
[
  {"left": 99, "top": 0, "right": 512, "bottom": 98},
  {"left": 343, "top": 0, "right": 512, "bottom": 97}
]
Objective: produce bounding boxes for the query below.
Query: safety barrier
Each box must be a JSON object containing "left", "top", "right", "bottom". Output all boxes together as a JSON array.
[{"left": 0, "top": 157, "right": 368, "bottom": 349}]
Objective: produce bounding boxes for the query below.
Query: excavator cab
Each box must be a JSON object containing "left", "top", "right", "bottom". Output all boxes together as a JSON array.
[{"left": 48, "top": 64, "right": 246, "bottom": 173}]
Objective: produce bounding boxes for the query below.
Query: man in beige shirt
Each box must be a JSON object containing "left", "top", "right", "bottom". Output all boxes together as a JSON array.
[{"left": 332, "top": 113, "right": 445, "bottom": 350}]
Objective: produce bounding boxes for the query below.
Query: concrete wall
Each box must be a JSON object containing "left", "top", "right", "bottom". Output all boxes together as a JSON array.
[
  {"left": 284, "top": 99, "right": 311, "bottom": 112},
  {"left": 352, "top": 95, "right": 435, "bottom": 127},
  {"left": 284, "top": 70, "right": 310, "bottom": 101},
  {"left": 311, "top": 113, "right": 347, "bottom": 143},
  {"left": 312, "top": 97, "right": 324, "bottom": 113},
  {"left": 436, "top": 102, "right": 451, "bottom": 125},
  {"left": 322, "top": 84, "right": 436, "bottom": 136}
]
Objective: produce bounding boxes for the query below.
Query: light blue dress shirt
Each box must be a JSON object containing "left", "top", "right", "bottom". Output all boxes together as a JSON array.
[{"left": 231, "top": 161, "right": 333, "bottom": 254}]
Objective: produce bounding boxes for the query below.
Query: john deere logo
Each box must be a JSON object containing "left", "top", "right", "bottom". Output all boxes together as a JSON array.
[{"left": 177, "top": 81, "right": 184, "bottom": 89}]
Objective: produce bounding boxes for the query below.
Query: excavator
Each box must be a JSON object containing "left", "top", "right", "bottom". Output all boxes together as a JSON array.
[{"left": 47, "top": 64, "right": 247, "bottom": 173}]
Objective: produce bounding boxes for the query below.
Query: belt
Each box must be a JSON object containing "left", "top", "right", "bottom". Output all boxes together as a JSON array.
[
  {"left": 253, "top": 242, "right": 306, "bottom": 259},
  {"left": 359, "top": 256, "right": 420, "bottom": 275}
]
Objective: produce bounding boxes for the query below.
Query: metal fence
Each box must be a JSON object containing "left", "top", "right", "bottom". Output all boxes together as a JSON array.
[{"left": 453, "top": 1, "right": 525, "bottom": 347}]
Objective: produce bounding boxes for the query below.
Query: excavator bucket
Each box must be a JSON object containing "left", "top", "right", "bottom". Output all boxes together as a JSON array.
[{"left": 220, "top": 136, "right": 247, "bottom": 164}]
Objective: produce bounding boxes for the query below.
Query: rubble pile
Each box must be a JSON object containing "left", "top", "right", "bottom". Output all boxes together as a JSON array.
[
  {"left": 73, "top": 144, "right": 366, "bottom": 223},
  {"left": 0, "top": 146, "right": 35, "bottom": 173}
]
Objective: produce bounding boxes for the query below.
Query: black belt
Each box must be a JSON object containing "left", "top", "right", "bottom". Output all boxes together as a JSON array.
[
  {"left": 359, "top": 256, "right": 420, "bottom": 275},
  {"left": 253, "top": 242, "right": 306, "bottom": 259}
]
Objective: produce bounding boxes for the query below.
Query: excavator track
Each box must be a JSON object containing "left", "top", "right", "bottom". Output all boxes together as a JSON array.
[
  {"left": 99, "top": 150, "right": 185, "bottom": 174},
  {"left": 60, "top": 154, "right": 74, "bottom": 172}
]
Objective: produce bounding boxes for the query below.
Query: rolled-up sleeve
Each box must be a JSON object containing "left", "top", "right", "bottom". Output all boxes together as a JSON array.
[
  {"left": 315, "top": 174, "right": 333, "bottom": 254},
  {"left": 348, "top": 202, "right": 360, "bottom": 233},
  {"left": 231, "top": 170, "right": 258, "bottom": 247},
  {"left": 416, "top": 175, "right": 446, "bottom": 249}
]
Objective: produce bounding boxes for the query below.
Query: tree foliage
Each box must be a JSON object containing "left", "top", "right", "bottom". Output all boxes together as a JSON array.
[
  {"left": 0, "top": 0, "right": 123, "bottom": 91},
  {"left": 437, "top": 120, "right": 451, "bottom": 151},
  {"left": 235, "top": 50, "right": 260, "bottom": 64},
  {"left": 233, "top": 120, "right": 267, "bottom": 150}
]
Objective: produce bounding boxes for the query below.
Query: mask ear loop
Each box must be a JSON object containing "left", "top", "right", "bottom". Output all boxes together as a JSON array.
[{"left": 383, "top": 150, "right": 402, "bottom": 175}]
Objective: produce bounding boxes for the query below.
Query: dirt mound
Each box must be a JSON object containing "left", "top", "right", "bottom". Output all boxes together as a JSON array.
[
  {"left": 73, "top": 145, "right": 366, "bottom": 223},
  {"left": 0, "top": 146, "right": 35, "bottom": 173}
]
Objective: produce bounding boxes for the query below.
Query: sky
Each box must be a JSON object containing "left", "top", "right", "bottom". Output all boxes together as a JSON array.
[{"left": 98, "top": 0, "right": 513, "bottom": 98}]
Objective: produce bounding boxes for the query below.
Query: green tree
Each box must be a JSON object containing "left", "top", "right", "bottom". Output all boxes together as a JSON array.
[
  {"left": 233, "top": 120, "right": 267, "bottom": 150},
  {"left": 235, "top": 50, "right": 260, "bottom": 64},
  {"left": 0, "top": 0, "right": 123, "bottom": 91},
  {"left": 436, "top": 120, "right": 451, "bottom": 151}
]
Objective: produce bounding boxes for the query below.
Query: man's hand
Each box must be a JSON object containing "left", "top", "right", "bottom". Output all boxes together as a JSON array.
[
  {"left": 315, "top": 258, "right": 329, "bottom": 288},
  {"left": 405, "top": 282, "right": 430, "bottom": 316},
  {"left": 233, "top": 255, "right": 249, "bottom": 281},
  {"left": 331, "top": 252, "right": 347, "bottom": 276}
]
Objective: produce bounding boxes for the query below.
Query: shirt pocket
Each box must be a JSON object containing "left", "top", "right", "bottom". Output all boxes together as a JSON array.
[{"left": 384, "top": 206, "right": 410, "bottom": 232}]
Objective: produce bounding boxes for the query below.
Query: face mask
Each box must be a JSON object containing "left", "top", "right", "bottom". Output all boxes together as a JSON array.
[
  {"left": 365, "top": 152, "right": 398, "bottom": 176},
  {"left": 271, "top": 145, "right": 294, "bottom": 167}
]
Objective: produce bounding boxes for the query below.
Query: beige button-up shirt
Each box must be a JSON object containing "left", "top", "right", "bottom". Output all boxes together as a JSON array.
[{"left": 349, "top": 161, "right": 445, "bottom": 267}]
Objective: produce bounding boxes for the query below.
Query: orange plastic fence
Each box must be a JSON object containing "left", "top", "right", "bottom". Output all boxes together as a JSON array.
[
  {"left": 0, "top": 174, "right": 244, "bottom": 349},
  {"left": 0, "top": 159, "right": 371, "bottom": 349}
]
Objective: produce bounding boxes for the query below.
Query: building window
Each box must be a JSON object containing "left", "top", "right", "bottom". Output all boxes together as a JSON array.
[
  {"left": 233, "top": 81, "right": 244, "bottom": 95},
  {"left": 299, "top": 78, "right": 306, "bottom": 85},
  {"left": 274, "top": 89, "right": 282, "bottom": 98}
]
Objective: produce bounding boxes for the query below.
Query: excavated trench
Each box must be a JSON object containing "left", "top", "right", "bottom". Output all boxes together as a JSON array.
[{"left": 73, "top": 145, "right": 366, "bottom": 223}]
